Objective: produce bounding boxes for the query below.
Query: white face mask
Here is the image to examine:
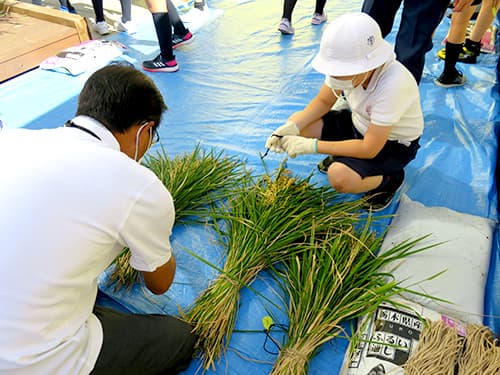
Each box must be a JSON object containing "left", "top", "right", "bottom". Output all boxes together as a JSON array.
[{"left": 329, "top": 76, "right": 355, "bottom": 91}]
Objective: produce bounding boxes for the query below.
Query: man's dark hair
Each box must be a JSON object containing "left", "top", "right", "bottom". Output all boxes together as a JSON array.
[{"left": 76, "top": 65, "right": 167, "bottom": 133}]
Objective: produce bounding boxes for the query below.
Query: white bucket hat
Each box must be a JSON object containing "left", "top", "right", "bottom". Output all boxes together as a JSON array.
[{"left": 311, "top": 12, "right": 395, "bottom": 76}]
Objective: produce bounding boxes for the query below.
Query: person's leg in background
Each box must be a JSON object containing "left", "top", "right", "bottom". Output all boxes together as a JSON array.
[
  {"left": 311, "top": 0, "right": 328, "bottom": 25},
  {"left": 59, "top": 0, "right": 78, "bottom": 13},
  {"left": 394, "top": 0, "right": 450, "bottom": 83},
  {"left": 142, "top": 0, "right": 178, "bottom": 73},
  {"left": 91, "top": 0, "right": 110, "bottom": 35},
  {"left": 460, "top": 0, "right": 500, "bottom": 63},
  {"left": 91, "top": 306, "right": 196, "bottom": 374},
  {"left": 278, "top": 0, "right": 298, "bottom": 35},
  {"left": 116, "top": 0, "right": 136, "bottom": 34},
  {"left": 167, "top": 0, "right": 194, "bottom": 48},
  {"left": 362, "top": 0, "right": 403, "bottom": 38},
  {"left": 435, "top": 2, "right": 479, "bottom": 87}
]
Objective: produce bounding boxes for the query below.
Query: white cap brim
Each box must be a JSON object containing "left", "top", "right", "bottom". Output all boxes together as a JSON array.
[{"left": 311, "top": 39, "right": 395, "bottom": 76}]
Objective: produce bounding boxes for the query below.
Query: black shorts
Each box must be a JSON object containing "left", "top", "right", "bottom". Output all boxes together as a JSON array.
[
  {"left": 320, "top": 110, "right": 420, "bottom": 178},
  {"left": 91, "top": 305, "right": 196, "bottom": 374}
]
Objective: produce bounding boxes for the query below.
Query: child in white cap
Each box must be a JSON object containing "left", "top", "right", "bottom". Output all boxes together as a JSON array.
[{"left": 266, "top": 12, "right": 424, "bottom": 210}]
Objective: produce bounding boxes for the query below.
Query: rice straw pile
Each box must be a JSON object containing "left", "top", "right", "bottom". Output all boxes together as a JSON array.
[
  {"left": 270, "top": 219, "right": 434, "bottom": 375},
  {"left": 108, "top": 145, "right": 247, "bottom": 290},
  {"left": 185, "top": 169, "right": 363, "bottom": 370},
  {"left": 405, "top": 320, "right": 500, "bottom": 375}
]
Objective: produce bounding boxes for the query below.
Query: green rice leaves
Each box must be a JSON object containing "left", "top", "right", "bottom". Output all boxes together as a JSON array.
[
  {"left": 186, "top": 169, "right": 363, "bottom": 370},
  {"left": 270, "top": 219, "right": 438, "bottom": 375},
  {"left": 108, "top": 145, "right": 248, "bottom": 290}
]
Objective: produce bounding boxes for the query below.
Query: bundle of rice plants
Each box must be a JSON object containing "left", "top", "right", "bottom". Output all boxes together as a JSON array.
[
  {"left": 270, "top": 219, "right": 437, "bottom": 375},
  {"left": 108, "top": 145, "right": 248, "bottom": 289},
  {"left": 185, "top": 168, "right": 364, "bottom": 370}
]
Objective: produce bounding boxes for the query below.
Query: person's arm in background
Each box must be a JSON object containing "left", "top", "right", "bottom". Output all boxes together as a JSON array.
[{"left": 453, "top": 0, "right": 475, "bottom": 12}]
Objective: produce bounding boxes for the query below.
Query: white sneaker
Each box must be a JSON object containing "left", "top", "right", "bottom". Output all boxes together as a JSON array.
[
  {"left": 93, "top": 21, "right": 110, "bottom": 35},
  {"left": 117, "top": 20, "right": 136, "bottom": 34},
  {"left": 278, "top": 18, "right": 294, "bottom": 35},
  {"left": 311, "top": 12, "right": 327, "bottom": 25}
]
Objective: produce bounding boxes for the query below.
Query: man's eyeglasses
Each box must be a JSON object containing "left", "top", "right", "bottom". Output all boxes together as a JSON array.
[{"left": 148, "top": 125, "right": 160, "bottom": 147}]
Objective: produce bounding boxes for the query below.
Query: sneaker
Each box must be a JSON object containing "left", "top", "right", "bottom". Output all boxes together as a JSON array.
[
  {"left": 278, "top": 18, "right": 295, "bottom": 35},
  {"left": 434, "top": 69, "right": 466, "bottom": 88},
  {"left": 311, "top": 12, "right": 327, "bottom": 25},
  {"left": 142, "top": 55, "right": 179, "bottom": 73},
  {"left": 437, "top": 45, "right": 479, "bottom": 64},
  {"left": 117, "top": 20, "right": 136, "bottom": 34},
  {"left": 363, "top": 170, "right": 405, "bottom": 211},
  {"left": 194, "top": 0, "right": 205, "bottom": 10},
  {"left": 172, "top": 31, "right": 194, "bottom": 49},
  {"left": 93, "top": 21, "right": 110, "bottom": 35},
  {"left": 317, "top": 155, "right": 336, "bottom": 174}
]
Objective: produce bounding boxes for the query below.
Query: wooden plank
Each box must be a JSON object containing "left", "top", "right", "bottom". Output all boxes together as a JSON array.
[
  {"left": 9, "top": 2, "right": 90, "bottom": 41},
  {"left": 0, "top": 32, "right": 81, "bottom": 82},
  {"left": 0, "top": 13, "right": 77, "bottom": 60},
  {"left": 0, "top": 2, "right": 92, "bottom": 81}
]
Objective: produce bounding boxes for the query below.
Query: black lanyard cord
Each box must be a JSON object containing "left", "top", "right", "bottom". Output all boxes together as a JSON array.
[{"left": 65, "top": 120, "right": 102, "bottom": 141}]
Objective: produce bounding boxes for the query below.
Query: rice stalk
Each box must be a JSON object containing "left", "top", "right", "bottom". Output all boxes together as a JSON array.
[
  {"left": 108, "top": 145, "right": 248, "bottom": 290},
  {"left": 144, "top": 144, "right": 248, "bottom": 223},
  {"left": 270, "top": 218, "right": 438, "bottom": 375},
  {"left": 186, "top": 168, "right": 364, "bottom": 370}
]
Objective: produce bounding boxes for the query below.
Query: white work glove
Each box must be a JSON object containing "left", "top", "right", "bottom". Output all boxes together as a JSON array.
[
  {"left": 265, "top": 121, "right": 300, "bottom": 153},
  {"left": 281, "top": 135, "right": 318, "bottom": 158}
]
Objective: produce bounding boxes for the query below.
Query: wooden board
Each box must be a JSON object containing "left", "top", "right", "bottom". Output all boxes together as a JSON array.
[{"left": 0, "top": 2, "right": 91, "bottom": 82}]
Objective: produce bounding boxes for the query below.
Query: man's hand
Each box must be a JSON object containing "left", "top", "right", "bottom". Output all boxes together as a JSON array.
[
  {"left": 281, "top": 135, "right": 318, "bottom": 158},
  {"left": 265, "top": 121, "right": 300, "bottom": 152}
]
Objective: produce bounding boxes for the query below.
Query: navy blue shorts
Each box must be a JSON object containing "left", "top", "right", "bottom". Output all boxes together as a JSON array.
[{"left": 320, "top": 110, "right": 420, "bottom": 178}]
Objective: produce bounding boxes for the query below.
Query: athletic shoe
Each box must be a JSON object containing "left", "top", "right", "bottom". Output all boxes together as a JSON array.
[
  {"left": 311, "top": 12, "right": 327, "bottom": 25},
  {"left": 434, "top": 69, "right": 466, "bottom": 88},
  {"left": 194, "top": 0, "right": 205, "bottom": 10},
  {"left": 317, "top": 155, "right": 336, "bottom": 174},
  {"left": 117, "top": 20, "right": 137, "bottom": 34},
  {"left": 172, "top": 31, "right": 194, "bottom": 49},
  {"left": 93, "top": 21, "right": 110, "bottom": 35},
  {"left": 363, "top": 170, "right": 405, "bottom": 211},
  {"left": 142, "top": 55, "right": 179, "bottom": 73},
  {"left": 59, "top": 5, "right": 77, "bottom": 13},
  {"left": 278, "top": 18, "right": 295, "bottom": 35},
  {"left": 437, "top": 44, "right": 480, "bottom": 64}
]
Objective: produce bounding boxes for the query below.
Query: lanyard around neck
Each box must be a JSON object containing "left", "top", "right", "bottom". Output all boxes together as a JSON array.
[{"left": 65, "top": 120, "right": 102, "bottom": 141}]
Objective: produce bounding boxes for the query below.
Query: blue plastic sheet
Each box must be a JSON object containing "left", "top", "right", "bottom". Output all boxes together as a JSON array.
[{"left": 0, "top": 0, "right": 499, "bottom": 373}]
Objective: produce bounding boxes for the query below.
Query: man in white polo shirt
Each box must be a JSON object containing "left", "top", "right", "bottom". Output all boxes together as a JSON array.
[
  {"left": 0, "top": 65, "right": 196, "bottom": 374},
  {"left": 265, "top": 12, "right": 423, "bottom": 210}
]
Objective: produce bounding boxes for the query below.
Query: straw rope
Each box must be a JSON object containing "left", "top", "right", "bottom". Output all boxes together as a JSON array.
[
  {"left": 404, "top": 320, "right": 463, "bottom": 375},
  {"left": 457, "top": 324, "right": 500, "bottom": 375},
  {"left": 404, "top": 320, "right": 500, "bottom": 375}
]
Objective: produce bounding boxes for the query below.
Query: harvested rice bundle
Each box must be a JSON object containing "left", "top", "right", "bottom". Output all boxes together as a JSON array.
[
  {"left": 144, "top": 145, "right": 248, "bottom": 223},
  {"left": 270, "top": 220, "right": 434, "bottom": 375},
  {"left": 186, "top": 169, "right": 363, "bottom": 370},
  {"left": 108, "top": 145, "right": 248, "bottom": 289}
]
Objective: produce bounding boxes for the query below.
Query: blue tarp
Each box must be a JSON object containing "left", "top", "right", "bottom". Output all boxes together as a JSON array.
[{"left": 0, "top": 0, "right": 499, "bottom": 373}]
